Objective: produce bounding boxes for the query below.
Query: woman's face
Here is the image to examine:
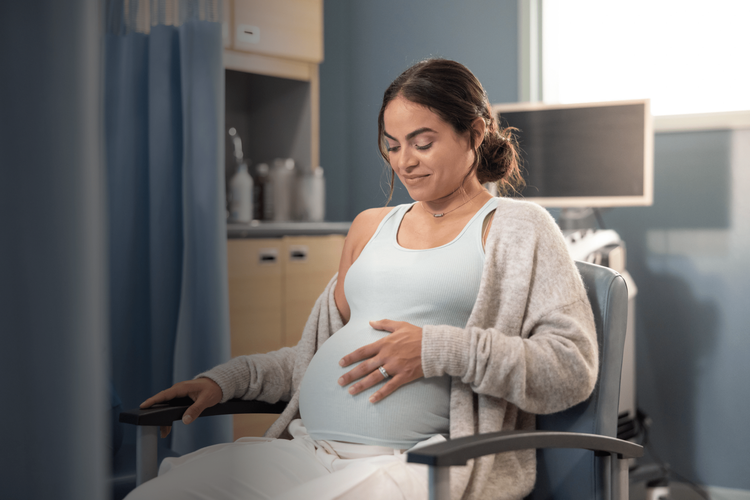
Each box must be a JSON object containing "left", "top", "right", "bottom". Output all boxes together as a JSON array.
[{"left": 382, "top": 95, "right": 476, "bottom": 202}]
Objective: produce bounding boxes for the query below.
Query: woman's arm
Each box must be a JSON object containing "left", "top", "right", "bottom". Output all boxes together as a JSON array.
[{"left": 422, "top": 300, "right": 598, "bottom": 415}]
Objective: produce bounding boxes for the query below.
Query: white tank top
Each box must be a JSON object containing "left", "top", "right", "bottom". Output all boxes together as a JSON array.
[{"left": 298, "top": 197, "right": 498, "bottom": 449}]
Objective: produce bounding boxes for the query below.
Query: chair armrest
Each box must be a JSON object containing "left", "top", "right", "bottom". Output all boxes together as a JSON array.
[
  {"left": 119, "top": 398, "right": 288, "bottom": 426},
  {"left": 407, "top": 430, "right": 644, "bottom": 467}
]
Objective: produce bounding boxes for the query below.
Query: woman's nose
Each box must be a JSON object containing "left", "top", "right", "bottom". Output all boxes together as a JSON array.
[{"left": 395, "top": 147, "right": 416, "bottom": 171}]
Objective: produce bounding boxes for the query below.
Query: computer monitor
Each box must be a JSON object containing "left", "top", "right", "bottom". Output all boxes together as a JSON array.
[{"left": 491, "top": 99, "right": 653, "bottom": 207}]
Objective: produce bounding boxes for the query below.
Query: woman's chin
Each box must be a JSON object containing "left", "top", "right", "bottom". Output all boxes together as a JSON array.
[{"left": 402, "top": 185, "right": 433, "bottom": 202}]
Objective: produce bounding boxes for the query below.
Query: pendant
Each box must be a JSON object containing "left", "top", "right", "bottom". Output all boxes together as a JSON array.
[{"left": 433, "top": 213, "right": 444, "bottom": 218}]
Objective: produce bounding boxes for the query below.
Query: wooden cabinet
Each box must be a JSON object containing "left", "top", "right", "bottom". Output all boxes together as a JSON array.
[
  {"left": 227, "top": 239, "right": 284, "bottom": 357},
  {"left": 223, "top": 0, "right": 323, "bottom": 80},
  {"left": 282, "top": 235, "right": 345, "bottom": 347},
  {"left": 232, "top": 0, "right": 323, "bottom": 63},
  {"left": 226, "top": 234, "right": 344, "bottom": 439},
  {"left": 223, "top": 0, "right": 323, "bottom": 178}
]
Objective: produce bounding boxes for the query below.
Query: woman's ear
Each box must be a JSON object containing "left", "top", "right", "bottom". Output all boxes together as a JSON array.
[{"left": 471, "top": 117, "right": 487, "bottom": 148}]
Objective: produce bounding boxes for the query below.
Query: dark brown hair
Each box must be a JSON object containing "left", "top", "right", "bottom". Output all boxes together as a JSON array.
[{"left": 377, "top": 58, "right": 524, "bottom": 203}]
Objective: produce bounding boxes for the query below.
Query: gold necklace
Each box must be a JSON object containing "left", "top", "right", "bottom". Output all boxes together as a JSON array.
[{"left": 421, "top": 190, "right": 484, "bottom": 218}]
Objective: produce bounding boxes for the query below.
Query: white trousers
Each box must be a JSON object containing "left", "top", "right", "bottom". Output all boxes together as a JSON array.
[{"left": 125, "top": 420, "right": 443, "bottom": 500}]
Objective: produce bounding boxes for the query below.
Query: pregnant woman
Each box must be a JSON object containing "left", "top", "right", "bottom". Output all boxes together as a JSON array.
[{"left": 130, "top": 58, "right": 598, "bottom": 500}]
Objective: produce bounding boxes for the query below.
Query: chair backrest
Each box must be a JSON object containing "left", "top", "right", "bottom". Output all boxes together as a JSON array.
[{"left": 526, "top": 261, "right": 629, "bottom": 500}]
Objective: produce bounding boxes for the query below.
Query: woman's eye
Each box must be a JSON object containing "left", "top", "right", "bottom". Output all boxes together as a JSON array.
[
  {"left": 415, "top": 143, "right": 433, "bottom": 151},
  {"left": 387, "top": 146, "right": 400, "bottom": 153}
]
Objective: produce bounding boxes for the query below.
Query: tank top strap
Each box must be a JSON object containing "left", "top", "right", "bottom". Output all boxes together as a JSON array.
[
  {"left": 469, "top": 197, "right": 500, "bottom": 228},
  {"left": 358, "top": 203, "right": 413, "bottom": 252},
  {"left": 472, "top": 197, "right": 499, "bottom": 232}
]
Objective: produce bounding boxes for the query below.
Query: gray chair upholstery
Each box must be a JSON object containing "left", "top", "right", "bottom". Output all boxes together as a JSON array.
[
  {"left": 530, "top": 260, "right": 631, "bottom": 499},
  {"left": 120, "top": 260, "right": 641, "bottom": 499}
]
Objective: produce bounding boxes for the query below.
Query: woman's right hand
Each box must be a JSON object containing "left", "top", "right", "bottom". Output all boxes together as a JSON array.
[{"left": 139, "top": 377, "right": 223, "bottom": 438}]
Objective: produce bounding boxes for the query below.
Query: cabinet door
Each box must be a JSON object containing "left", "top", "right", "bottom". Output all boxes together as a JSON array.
[
  {"left": 282, "top": 235, "right": 345, "bottom": 347},
  {"left": 226, "top": 238, "right": 283, "bottom": 439},
  {"left": 232, "top": 0, "right": 323, "bottom": 63}
]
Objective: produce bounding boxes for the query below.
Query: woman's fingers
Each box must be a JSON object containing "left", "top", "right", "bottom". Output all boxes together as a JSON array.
[
  {"left": 181, "top": 384, "right": 221, "bottom": 424},
  {"left": 140, "top": 384, "right": 186, "bottom": 408},
  {"left": 138, "top": 378, "right": 223, "bottom": 435},
  {"left": 338, "top": 340, "right": 380, "bottom": 368},
  {"left": 369, "top": 376, "right": 406, "bottom": 403},
  {"left": 160, "top": 425, "right": 172, "bottom": 438},
  {"left": 344, "top": 369, "right": 410, "bottom": 403},
  {"left": 340, "top": 361, "right": 389, "bottom": 395},
  {"left": 368, "top": 319, "right": 398, "bottom": 332},
  {"left": 337, "top": 352, "right": 380, "bottom": 386}
]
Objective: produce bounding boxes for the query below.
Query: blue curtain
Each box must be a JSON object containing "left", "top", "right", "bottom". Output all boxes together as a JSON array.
[
  {"left": 1, "top": 1, "right": 108, "bottom": 497},
  {"left": 105, "top": 0, "right": 231, "bottom": 454}
]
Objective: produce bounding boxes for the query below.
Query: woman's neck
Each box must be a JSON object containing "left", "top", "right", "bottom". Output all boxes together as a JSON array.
[{"left": 419, "top": 181, "right": 491, "bottom": 219}]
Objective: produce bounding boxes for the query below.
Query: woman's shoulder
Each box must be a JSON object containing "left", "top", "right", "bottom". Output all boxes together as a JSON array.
[
  {"left": 344, "top": 205, "right": 398, "bottom": 260},
  {"left": 349, "top": 206, "right": 396, "bottom": 237}
]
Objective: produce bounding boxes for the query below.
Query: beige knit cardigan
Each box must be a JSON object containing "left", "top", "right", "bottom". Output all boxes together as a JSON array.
[{"left": 200, "top": 197, "right": 598, "bottom": 500}]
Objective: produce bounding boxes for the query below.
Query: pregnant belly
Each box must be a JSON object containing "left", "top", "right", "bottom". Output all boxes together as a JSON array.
[{"left": 298, "top": 323, "right": 450, "bottom": 449}]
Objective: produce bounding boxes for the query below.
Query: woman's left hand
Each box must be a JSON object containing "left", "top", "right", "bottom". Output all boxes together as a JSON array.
[{"left": 338, "top": 319, "right": 424, "bottom": 403}]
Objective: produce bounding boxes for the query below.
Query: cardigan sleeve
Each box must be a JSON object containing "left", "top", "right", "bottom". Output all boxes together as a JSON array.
[
  {"left": 196, "top": 274, "right": 343, "bottom": 404},
  {"left": 421, "top": 298, "right": 597, "bottom": 414},
  {"left": 196, "top": 346, "right": 299, "bottom": 404},
  {"left": 421, "top": 201, "right": 599, "bottom": 415}
]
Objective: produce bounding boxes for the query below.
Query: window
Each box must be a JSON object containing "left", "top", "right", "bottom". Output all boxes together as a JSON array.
[{"left": 522, "top": 0, "right": 750, "bottom": 130}]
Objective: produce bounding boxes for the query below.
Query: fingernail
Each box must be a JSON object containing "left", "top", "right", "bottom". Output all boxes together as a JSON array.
[
  {"left": 369, "top": 396, "right": 377, "bottom": 403},
  {"left": 182, "top": 414, "right": 192, "bottom": 425},
  {"left": 338, "top": 377, "right": 345, "bottom": 385},
  {"left": 349, "top": 387, "right": 356, "bottom": 394},
  {"left": 339, "top": 359, "right": 345, "bottom": 366}
]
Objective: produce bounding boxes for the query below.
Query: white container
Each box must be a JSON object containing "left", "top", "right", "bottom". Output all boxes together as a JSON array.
[
  {"left": 270, "top": 158, "right": 296, "bottom": 221},
  {"left": 229, "top": 162, "right": 253, "bottom": 223},
  {"left": 297, "top": 166, "right": 326, "bottom": 222}
]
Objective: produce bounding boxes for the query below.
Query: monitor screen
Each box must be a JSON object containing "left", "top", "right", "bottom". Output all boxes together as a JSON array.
[{"left": 492, "top": 100, "right": 653, "bottom": 207}]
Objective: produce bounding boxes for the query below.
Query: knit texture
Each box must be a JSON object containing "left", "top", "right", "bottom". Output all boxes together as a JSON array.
[{"left": 198, "top": 197, "right": 598, "bottom": 500}]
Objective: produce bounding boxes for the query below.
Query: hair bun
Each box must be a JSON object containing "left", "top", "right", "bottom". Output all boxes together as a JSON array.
[{"left": 476, "top": 124, "right": 524, "bottom": 195}]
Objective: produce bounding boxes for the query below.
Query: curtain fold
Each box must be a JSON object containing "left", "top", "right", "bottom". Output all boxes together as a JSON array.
[{"left": 105, "top": 0, "right": 231, "bottom": 455}]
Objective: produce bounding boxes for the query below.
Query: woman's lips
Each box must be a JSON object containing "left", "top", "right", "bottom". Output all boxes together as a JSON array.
[{"left": 403, "top": 174, "right": 429, "bottom": 183}]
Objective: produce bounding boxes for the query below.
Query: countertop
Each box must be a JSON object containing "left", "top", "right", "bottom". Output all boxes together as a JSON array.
[{"left": 227, "top": 221, "right": 351, "bottom": 238}]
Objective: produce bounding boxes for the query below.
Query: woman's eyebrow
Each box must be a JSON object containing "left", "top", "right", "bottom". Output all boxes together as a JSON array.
[{"left": 383, "top": 127, "right": 437, "bottom": 142}]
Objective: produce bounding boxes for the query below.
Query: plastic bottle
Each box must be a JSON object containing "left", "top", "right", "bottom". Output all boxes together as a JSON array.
[
  {"left": 254, "top": 162, "right": 270, "bottom": 220},
  {"left": 229, "top": 162, "right": 253, "bottom": 223},
  {"left": 270, "top": 158, "right": 296, "bottom": 221},
  {"left": 297, "top": 166, "right": 326, "bottom": 221}
]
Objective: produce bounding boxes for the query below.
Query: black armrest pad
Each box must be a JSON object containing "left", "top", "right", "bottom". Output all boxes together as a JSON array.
[
  {"left": 407, "top": 430, "right": 644, "bottom": 466},
  {"left": 119, "top": 398, "right": 288, "bottom": 426}
]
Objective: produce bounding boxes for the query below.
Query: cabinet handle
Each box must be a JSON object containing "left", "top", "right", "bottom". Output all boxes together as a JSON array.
[
  {"left": 236, "top": 24, "right": 260, "bottom": 44},
  {"left": 258, "top": 248, "right": 278, "bottom": 264},
  {"left": 289, "top": 245, "right": 308, "bottom": 263}
]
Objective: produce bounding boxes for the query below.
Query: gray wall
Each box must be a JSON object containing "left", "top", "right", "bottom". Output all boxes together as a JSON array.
[
  {"left": 320, "top": 0, "right": 519, "bottom": 221},
  {"left": 319, "top": 0, "right": 750, "bottom": 491},
  {"left": 605, "top": 129, "right": 750, "bottom": 490}
]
